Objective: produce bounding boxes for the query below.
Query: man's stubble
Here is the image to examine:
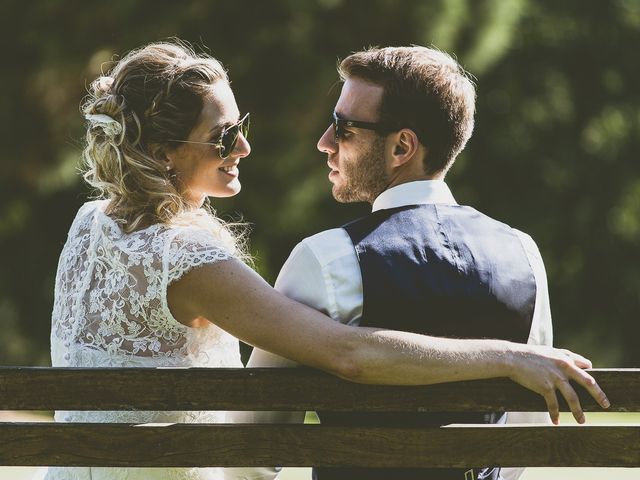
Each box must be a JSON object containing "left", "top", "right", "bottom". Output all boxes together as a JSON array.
[{"left": 332, "top": 136, "right": 389, "bottom": 204}]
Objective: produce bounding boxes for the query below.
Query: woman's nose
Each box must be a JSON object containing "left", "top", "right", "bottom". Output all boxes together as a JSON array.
[{"left": 233, "top": 132, "right": 251, "bottom": 158}]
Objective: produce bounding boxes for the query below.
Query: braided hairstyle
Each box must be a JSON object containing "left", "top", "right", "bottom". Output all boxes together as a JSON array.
[{"left": 82, "top": 41, "right": 247, "bottom": 256}]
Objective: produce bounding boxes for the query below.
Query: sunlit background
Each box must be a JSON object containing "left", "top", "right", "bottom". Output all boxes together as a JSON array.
[{"left": 1, "top": 0, "right": 639, "bottom": 371}]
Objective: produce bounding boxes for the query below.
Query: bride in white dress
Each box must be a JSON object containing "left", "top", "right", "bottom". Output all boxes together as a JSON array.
[{"left": 46, "top": 41, "right": 608, "bottom": 480}]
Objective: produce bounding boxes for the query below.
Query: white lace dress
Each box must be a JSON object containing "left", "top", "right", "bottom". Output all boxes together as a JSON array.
[{"left": 45, "top": 200, "right": 244, "bottom": 480}]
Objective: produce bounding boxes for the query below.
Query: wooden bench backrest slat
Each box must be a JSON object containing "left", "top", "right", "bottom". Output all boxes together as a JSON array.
[
  {"left": 2, "top": 423, "right": 639, "bottom": 468},
  {"left": 1, "top": 367, "right": 638, "bottom": 412}
]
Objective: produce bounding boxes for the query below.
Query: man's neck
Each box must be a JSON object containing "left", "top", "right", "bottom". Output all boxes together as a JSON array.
[
  {"left": 368, "top": 175, "right": 447, "bottom": 206},
  {"left": 387, "top": 171, "right": 445, "bottom": 189}
]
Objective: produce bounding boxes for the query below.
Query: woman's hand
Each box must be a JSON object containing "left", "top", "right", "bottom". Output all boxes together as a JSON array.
[{"left": 507, "top": 345, "right": 610, "bottom": 424}]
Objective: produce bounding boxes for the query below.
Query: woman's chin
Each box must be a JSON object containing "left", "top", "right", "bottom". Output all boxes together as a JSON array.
[{"left": 211, "top": 182, "right": 242, "bottom": 198}]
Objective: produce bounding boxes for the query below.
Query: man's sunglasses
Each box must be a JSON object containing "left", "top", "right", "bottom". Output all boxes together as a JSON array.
[
  {"left": 169, "top": 112, "right": 250, "bottom": 159},
  {"left": 332, "top": 111, "right": 393, "bottom": 142}
]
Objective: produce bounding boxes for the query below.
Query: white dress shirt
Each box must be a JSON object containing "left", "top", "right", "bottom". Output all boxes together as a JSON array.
[
  {"left": 230, "top": 180, "right": 553, "bottom": 480},
  {"left": 276, "top": 180, "right": 552, "bottom": 346}
]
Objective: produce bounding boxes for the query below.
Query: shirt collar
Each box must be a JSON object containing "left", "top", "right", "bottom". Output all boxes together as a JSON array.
[{"left": 371, "top": 180, "right": 457, "bottom": 212}]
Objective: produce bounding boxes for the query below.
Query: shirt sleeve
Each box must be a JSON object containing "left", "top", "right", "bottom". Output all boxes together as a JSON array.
[
  {"left": 274, "top": 240, "right": 334, "bottom": 316},
  {"left": 243, "top": 230, "right": 361, "bottom": 376},
  {"left": 275, "top": 229, "right": 363, "bottom": 324},
  {"left": 515, "top": 230, "right": 553, "bottom": 347},
  {"left": 239, "top": 237, "right": 336, "bottom": 371},
  {"left": 502, "top": 231, "right": 554, "bottom": 480}
]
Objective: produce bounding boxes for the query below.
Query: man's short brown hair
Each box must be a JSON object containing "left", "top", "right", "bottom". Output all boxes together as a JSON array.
[{"left": 338, "top": 46, "right": 476, "bottom": 175}]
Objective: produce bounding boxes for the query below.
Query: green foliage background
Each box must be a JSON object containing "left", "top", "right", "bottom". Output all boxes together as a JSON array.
[{"left": 1, "top": 0, "right": 638, "bottom": 367}]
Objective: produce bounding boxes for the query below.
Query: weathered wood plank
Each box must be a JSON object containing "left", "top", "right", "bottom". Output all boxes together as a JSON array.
[
  {"left": 1, "top": 423, "right": 639, "bottom": 467},
  {"left": 1, "top": 368, "right": 637, "bottom": 412}
]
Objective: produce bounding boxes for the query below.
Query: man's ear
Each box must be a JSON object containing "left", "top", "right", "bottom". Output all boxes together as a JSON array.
[{"left": 389, "top": 129, "right": 419, "bottom": 167}]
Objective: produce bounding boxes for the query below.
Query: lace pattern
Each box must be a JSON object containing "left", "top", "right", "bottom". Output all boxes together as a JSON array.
[{"left": 47, "top": 200, "right": 244, "bottom": 480}]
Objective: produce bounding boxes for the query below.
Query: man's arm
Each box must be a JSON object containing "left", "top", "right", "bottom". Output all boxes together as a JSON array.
[
  {"left": 502, "top": 232, "right": 554, "bottom": 480},
  {"left": 246, "top": 229, "right": 365, "bottom": 368},
  {"left": 244, "top": 230, "right": 364, "bottom": 373}
]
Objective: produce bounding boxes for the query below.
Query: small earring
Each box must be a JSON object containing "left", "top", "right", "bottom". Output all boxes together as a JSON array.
[{"left": 166, "top": 165, "right": 171, "bottom": 171}]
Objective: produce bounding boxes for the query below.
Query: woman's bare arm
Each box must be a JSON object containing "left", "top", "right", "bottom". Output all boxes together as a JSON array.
[{"left": 167, "top": 258, "right": 609, "bottom": 424}]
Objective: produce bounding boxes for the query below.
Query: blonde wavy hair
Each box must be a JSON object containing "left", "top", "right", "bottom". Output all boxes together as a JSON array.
[{"left": 81, "top": 40, "right": 248, "bottom": 257}]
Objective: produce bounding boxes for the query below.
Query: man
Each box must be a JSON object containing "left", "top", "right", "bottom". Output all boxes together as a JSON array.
[{"left": 237, "top": 46, "right": 566, "bottom": 480}]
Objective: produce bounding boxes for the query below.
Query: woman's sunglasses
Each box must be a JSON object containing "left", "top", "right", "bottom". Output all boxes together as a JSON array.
[{"left": 169, "top": 112, "right": 250, "bottom": 159}]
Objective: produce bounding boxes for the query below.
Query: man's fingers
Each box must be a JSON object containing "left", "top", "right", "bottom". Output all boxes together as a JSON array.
[
  {"left": 557, "top": 380, "right": 585, "bottom": 424},
  {"left": 544, "top": 391, "right": 560, "bottom": 425}
]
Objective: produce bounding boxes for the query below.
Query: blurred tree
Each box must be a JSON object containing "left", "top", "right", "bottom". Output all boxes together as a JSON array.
[{"left": 0, "top": 0, "right": 637, "bottom": 366}]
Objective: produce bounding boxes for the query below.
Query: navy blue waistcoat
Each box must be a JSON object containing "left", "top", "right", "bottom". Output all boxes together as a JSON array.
[{"left": 314, "top": 204, "right": 536, "bottom": 480}]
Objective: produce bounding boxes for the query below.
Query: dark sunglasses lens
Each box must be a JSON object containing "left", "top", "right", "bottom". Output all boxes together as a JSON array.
[
  {"left": 241, "top": 115, "right": 250, "bottom": 139},
  {"left": 220, "top": 115, "right": 249, "bottom": 158},
  {"left": 220, "top": 127, "right": 239, "bottom": 157},
  {"left": 333, "top": 119, "right": 345, "bottom": 141}
]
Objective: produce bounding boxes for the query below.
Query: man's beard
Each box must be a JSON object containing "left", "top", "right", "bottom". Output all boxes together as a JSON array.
[{"left": 332, "top": 136, "right": 389, "bottom": 204}]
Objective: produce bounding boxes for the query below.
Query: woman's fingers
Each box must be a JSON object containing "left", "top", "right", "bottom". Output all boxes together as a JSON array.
[
  {"left": 557, "top": 379, "right": 585, "bottom": 424},
  {"left": 569, "top": 366, "right": 611, "bottom": 409},
  {"left": 563, "top": 349, "right": 593, "bottom": 369},
  {"left": 544, "top": 390, "right": 560, "bottom": 425},
  {"left": 550, "top": 359, "right": 610, "bottom": 423},
  {"left": 513, "top": 345, "right": 610, "bottom": 422}
]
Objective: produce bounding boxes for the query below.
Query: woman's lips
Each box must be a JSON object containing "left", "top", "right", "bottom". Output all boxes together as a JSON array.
[{"left": 219, "top": 164, "right": 239, "bottom": 177}]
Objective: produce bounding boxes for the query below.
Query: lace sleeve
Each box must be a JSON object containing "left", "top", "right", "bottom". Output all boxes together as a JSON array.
[{"left": 164, "top": 227, "right": 236, "bottom": 286}]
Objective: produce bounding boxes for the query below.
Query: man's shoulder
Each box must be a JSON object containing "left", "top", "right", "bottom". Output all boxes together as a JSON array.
[
  {"left": 296, "top": 227, "right": 356, "bottom": 266},
  {"left": 510, "top": 227, "right": 543, "bottom": 264},
  {"left": 467, "top": 209, "right": 542, "bottom": 264},
  {"left": 511, "top": 227, "right": 535, "bottom": 245},
  {"left": 454, "top": 205, "right": 537, "bottom": 243},
  {"left": 430, "top": 204, "right": 542, "bottom": 261}
]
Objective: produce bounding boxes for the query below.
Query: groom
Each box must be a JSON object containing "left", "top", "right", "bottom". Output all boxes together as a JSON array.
[{"left": 244, "top": 46, "right": 554, "bottom": 480}]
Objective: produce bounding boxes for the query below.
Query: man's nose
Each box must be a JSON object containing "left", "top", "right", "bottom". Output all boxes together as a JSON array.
[{"left": 317, "top": 125, "right": 337, "bottom": 154}]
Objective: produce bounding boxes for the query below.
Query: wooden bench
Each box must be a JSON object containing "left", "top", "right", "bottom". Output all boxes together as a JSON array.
[{"left": 1, "top": 367, "right": 639, "bottom": 468}]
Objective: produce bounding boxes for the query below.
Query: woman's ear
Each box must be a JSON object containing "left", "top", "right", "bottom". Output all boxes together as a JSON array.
[
  {"left": 389, "top": 128, "right": 419, "bottom": 167},
  {"left": 164, "top": 160, "right": 174, "bottom": 172},
  {"left": 158, "top": 148, "right": 175, "bottom": 172}
]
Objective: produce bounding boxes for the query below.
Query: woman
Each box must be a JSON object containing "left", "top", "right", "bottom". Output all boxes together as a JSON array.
[{"left": 47, "top": 41, "right": 608, "bottom": 480}]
